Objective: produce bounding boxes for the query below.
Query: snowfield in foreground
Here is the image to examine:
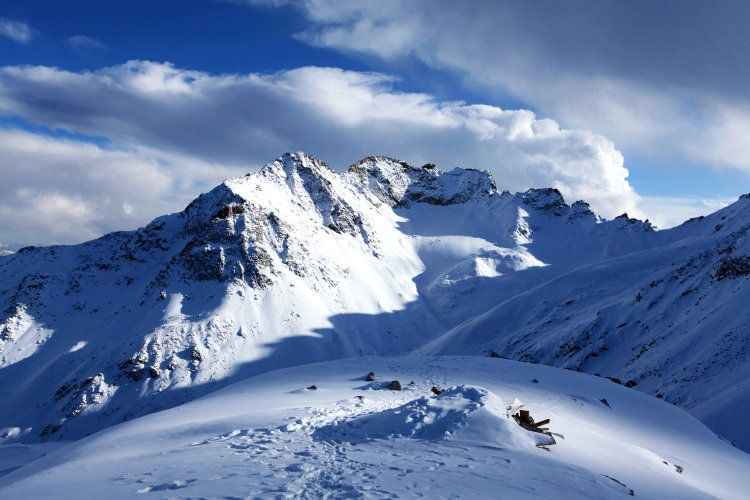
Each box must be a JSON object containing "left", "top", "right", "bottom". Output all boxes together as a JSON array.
[{"left": 1, "top": 356, "right": 747, "bottom": 499}]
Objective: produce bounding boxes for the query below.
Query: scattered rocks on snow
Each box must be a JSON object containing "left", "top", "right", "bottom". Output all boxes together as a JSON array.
[
  {"left": 386, "top": 380, "right": 402, "bottom": 391},
  {"left": 189, "top": 347, "right": 203, "bottom": 364},
  {"left": 715, "top": 256, "right": 750, "bottom": 280},
  {"left": 602, "top": 475, "right": 635, "bottom": 496}
]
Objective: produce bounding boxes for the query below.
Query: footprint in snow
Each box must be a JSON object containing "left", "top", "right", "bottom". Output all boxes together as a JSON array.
[{"left": 136, "top": 478, "right": 197, "bottom": 494}]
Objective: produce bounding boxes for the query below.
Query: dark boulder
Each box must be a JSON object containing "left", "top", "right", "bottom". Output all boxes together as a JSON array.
[{"left": 386, "top": 380, "right": 402, "bottom": 391}]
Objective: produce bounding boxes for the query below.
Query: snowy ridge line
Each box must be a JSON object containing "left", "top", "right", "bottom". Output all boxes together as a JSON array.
[
  {"left": 0, "top": 151, "right": 749, "bottom": 457},
  {"left": 2, "top": 356, "right": 748, "bottom": 499}
]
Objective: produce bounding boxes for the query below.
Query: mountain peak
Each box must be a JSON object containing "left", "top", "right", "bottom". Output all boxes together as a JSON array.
[
  {"left": 521, "top": 188, "right": 567, "bottom": 214},
  {"left": 261, "top": 151, "right": 334, "bottom": 182},
  {"left": 348, "top": 156, "right": 495, "bottom": 207}
]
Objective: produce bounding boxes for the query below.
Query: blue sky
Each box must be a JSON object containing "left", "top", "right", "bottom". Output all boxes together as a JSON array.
[
  {"left": 1, "top": 1, "right": 748, "bottom": 247},
  {"left": 0, "top": 1, "right": 498, "bottom": 103}
]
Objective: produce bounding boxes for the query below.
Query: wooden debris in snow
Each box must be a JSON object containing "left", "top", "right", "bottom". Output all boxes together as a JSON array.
[{"left": 512, "top": 408, "right": 557, "bottom": 446}]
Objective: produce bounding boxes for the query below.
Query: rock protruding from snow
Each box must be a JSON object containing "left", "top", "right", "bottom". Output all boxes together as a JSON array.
[
  {"left": 569, "top": 200, "right": 597, "bottom": 221},
  {"left": 522, "top": 188, "right": 567, "bottom": 214},
  {"left": 348, "top": 156, "right": 496, "bottom": 207},
  {"left": 612, "top": 213, "right": 656, "bottom": 232}
]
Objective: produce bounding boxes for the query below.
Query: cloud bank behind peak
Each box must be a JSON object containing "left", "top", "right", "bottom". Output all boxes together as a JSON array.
[{"left": 0, "top": 61, "right": 639, "bottom": 246}]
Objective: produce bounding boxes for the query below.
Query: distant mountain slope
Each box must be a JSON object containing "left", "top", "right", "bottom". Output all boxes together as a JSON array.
[
  {"left": 0, "top": 151, "right": 747, "bottom": 452},
  {"left": 423, "top": 194, "right": 750, "bottom": 450}
]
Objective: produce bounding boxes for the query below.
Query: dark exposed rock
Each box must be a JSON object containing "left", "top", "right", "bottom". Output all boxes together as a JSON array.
[
  {"left": 213, "top": 204, "right": 245, "bottom": 220},
  {"left": 190, "top": 347, "right": 203, "bottom": 363},
  {"left": 715, "top": 256, "right": 750, "bottom": 280},
  {"left": 523, "top": 188, "right": 567, "bottom": 213},
  {"left": 349, "top": 156, "right": 495, "bottom": 207},
  {"left": 386, "top": 380, "right": 402, "bottom": 391},
  {"left": 624, "top": 379, "right": 639, "bottom": 388},
  {"left": 40, "top": 424, "right": 62, "bottom": 439},
  {"left": 569, "top": 200, "right": 595, "bottom": 220},
  {"left": 179, "top": 240, "right": 227, "bottom": 282},
  {"left": 365, "top": 371, "right": 376, "bottom": 381}
]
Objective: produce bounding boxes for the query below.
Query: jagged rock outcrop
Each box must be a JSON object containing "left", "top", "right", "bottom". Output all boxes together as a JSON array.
[{"left": 348, "top": 156, "right": 496, "bottom": 207}]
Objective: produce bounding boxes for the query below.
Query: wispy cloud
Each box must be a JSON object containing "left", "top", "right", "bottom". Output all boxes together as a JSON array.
[
  {"left": 259, "top": 1, "right": 750, "bottom": 174},
  {"left": 66, "top": 35, "right": 106, "bottom": 50},
  {"left": 638, "top": 196, "right": 734, "bottom": 229},
  {"left": 0, "top": 18, "right": 34, "bottom": 44},
  {"left": 0, "top": 127, "right": 237, "bottom": 246}
]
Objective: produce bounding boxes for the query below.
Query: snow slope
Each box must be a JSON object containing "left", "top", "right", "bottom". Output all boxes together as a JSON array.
[
  {"left": 1, "top": 151, "right": 749, "bottom": 461},
  {"left": 423, "top": 195, "right": 750, "bottom": 451},
  {"left": 1, "top": 356, "right": 747, "bottom": 499}
]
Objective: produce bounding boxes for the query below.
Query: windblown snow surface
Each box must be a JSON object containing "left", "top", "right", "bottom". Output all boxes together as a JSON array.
[
  {"left": 2, "top": 357, "right": 749, "bottom": 499},
  {"left": 1, "top": 152, "right": 750, "bottom": 498}
]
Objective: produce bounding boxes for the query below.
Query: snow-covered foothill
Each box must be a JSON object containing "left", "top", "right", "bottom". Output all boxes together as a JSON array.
[{"left": 1, "top": 357, "right": 747, "bottom": 499}]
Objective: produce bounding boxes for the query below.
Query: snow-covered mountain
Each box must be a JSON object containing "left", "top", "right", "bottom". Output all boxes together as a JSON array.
[
  {"left": 1, "top": 151, "right": 749, "bottom": 457},
  {"left": 422, "top": 193, "right": 750, "bottom": 451}
]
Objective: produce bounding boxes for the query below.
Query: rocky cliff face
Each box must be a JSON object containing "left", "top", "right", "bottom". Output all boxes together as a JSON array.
[{"left": 1, "top": 151, "right": 746, "bottom": 450}]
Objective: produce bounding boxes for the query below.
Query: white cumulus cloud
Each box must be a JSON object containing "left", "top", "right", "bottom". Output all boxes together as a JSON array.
[
  {"left": 260, "top": 1, "right": 750, "bottom": 174},
  {"left": 0, "top": 61, "right": 642, "bottom": 246}
]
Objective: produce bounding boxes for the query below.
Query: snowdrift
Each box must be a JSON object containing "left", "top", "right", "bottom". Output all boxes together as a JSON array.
[{"left": 1, "top": 357, "right": 747, "bottom": 499}]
